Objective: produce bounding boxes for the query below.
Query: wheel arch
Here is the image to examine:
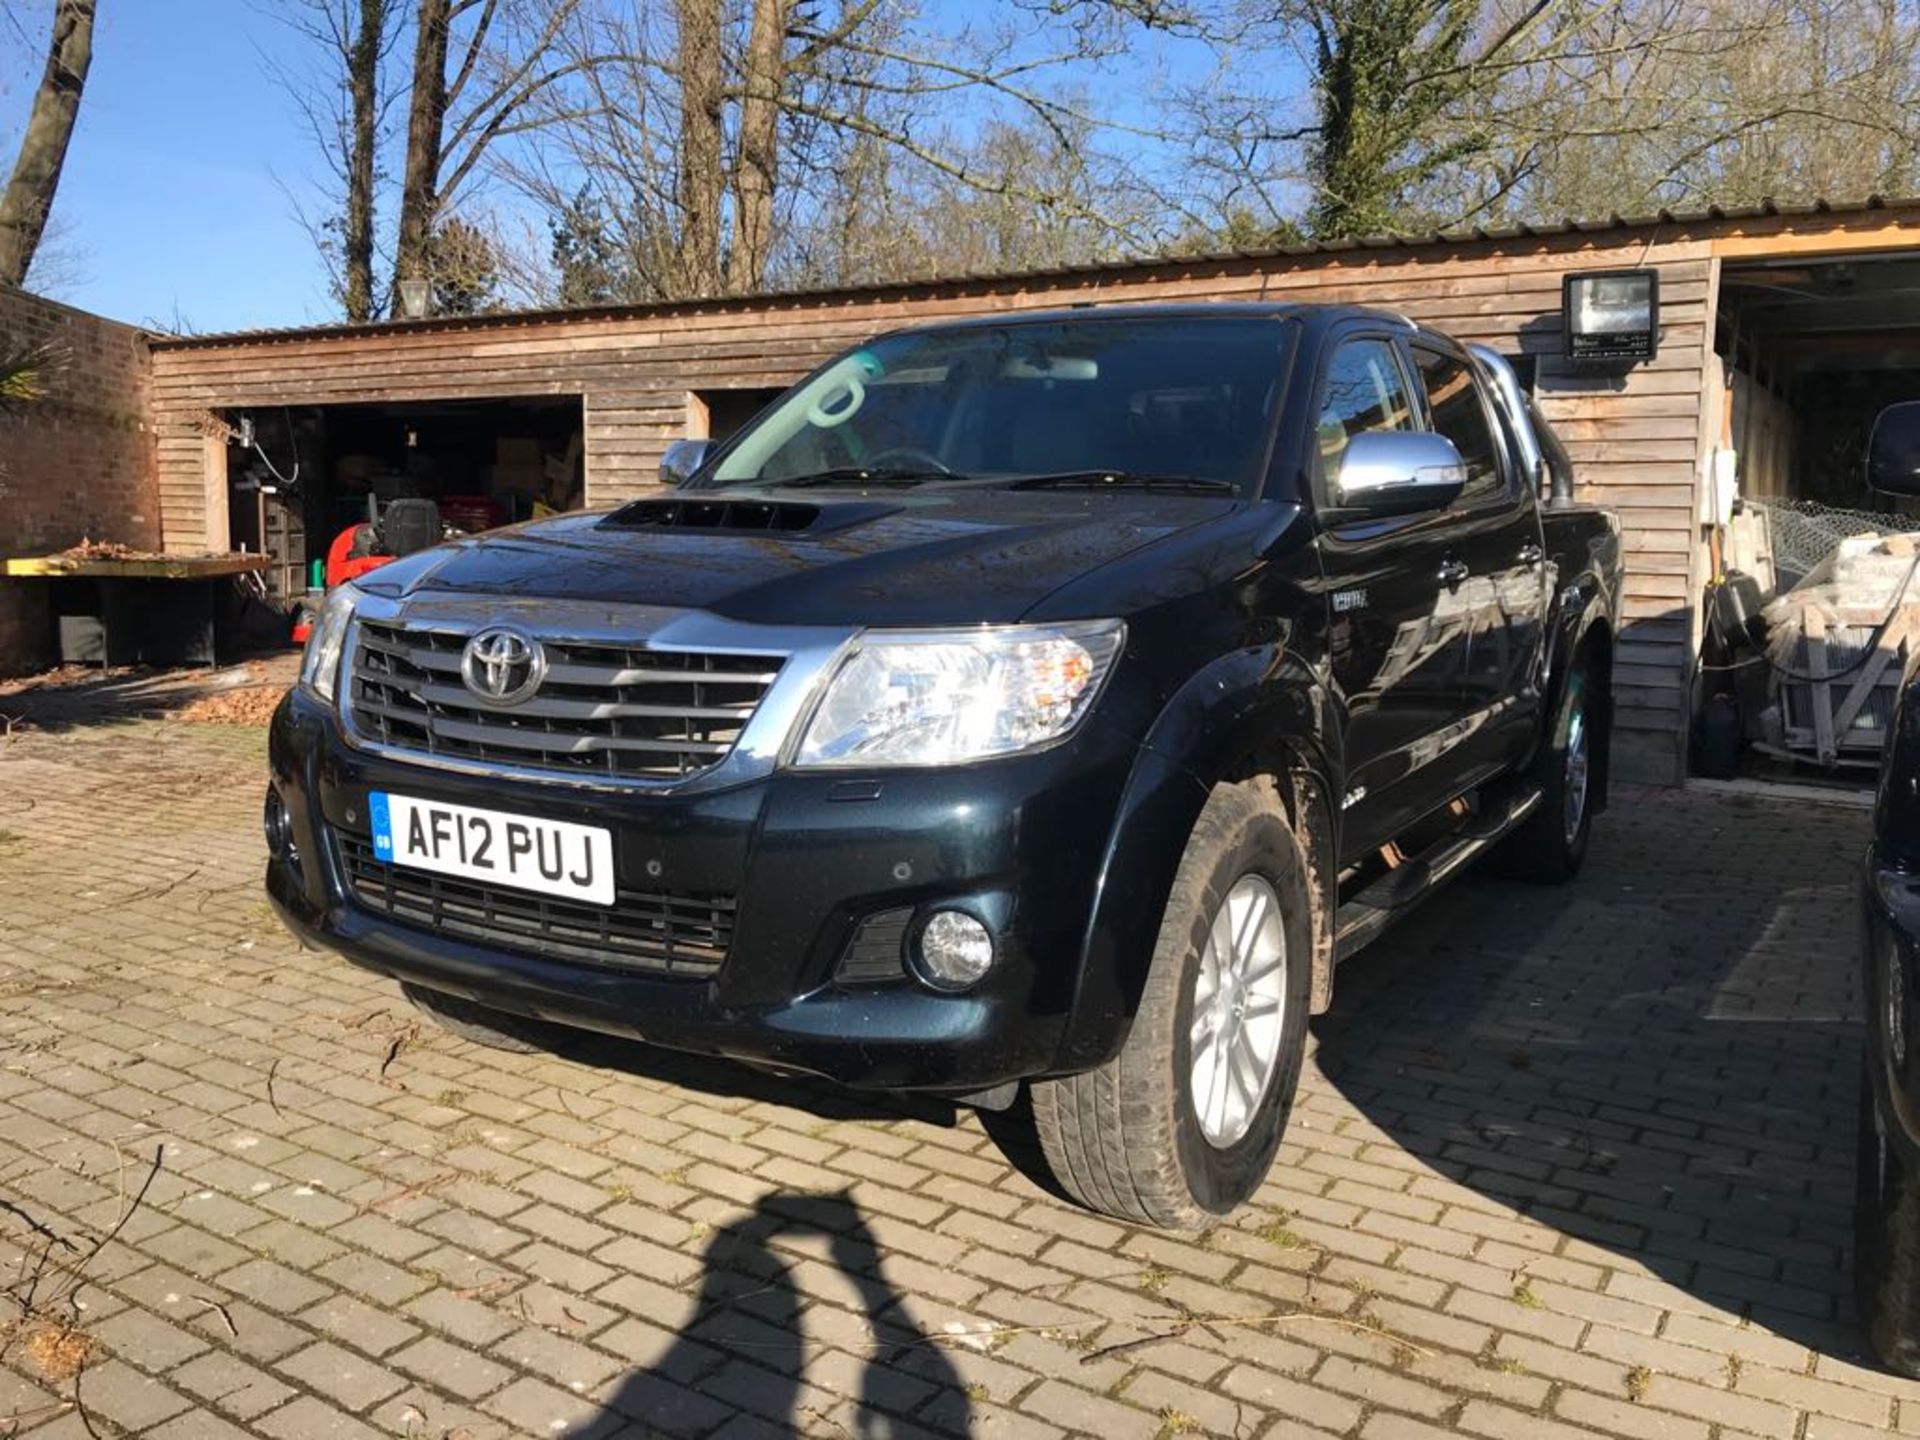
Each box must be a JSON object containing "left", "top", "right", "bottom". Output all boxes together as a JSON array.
[
  {"left": 1582, "top": 616, "right": 1614, "bottom": 814},
  {"left": 1216, "top": 745, "right": 1338, "bottom": 1017},
  {"left": 1052, "top": 646, "right": 1343, "bottom": 1074},
  {"left": 1553, "top": 608, "right": 1613, "bottom": 815}
]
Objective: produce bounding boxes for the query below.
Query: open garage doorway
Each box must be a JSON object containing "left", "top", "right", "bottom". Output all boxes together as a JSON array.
[
  {"left": 692, "top": 387, "right": 787, "bottom": 447},
  {"left": 226, "top": 395, "right": 584, "bottom": 600},
  {"left": 1700, "top": 256, "right": 1920, "bottom": 782}
]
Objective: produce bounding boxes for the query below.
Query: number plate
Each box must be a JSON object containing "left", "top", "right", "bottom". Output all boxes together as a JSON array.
[{"left": 369, "top": 793, "right": 615, "bottom": 906}]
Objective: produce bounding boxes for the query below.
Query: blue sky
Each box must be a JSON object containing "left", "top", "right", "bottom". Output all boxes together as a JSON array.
[
  {"left": 1, "top": 0, "right": 335, "bottom": 331},
  {"left": 0, "top": 2, "right": 1245, "bottom": 335}
]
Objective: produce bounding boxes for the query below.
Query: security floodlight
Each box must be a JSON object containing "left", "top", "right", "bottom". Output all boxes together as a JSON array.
[{"left": 1563, "top": 269, "right": 1659, "bottom": 361}]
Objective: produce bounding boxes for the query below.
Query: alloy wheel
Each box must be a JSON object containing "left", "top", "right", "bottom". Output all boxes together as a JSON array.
[
  {"left": 1563, "top": 699, "right": 1590, "bottom": 845},
  {"left": 1190, "top": 874, "right": 1287, "bottom": 1149}
]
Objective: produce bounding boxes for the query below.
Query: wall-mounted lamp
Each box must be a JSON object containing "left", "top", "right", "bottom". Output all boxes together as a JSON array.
[
  {"left": 397, "top": 276, "right": 432, "bottom": 320},
  {"left": 1563, "top": 269, "right": 1659, "bottom": 361}
]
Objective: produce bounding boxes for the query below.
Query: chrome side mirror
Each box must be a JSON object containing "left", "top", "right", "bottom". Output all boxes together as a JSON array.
[
  {"left": 1332, "top": 431, "right": 1467, "bottom": 518},
  {"left": 660, "top": 438, "right": 716, "bottom": 487},
  {"left": 1869, "top": 401, "right": 1920, "bottom": 498}
]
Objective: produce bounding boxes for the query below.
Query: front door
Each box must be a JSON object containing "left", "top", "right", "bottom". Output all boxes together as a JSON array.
[
  {"left": 1408, "top": 342, "right": 1549, "bottom": 783},
  {"left": 1312, "top": 335, "right": 1477, "bottom": 864}
]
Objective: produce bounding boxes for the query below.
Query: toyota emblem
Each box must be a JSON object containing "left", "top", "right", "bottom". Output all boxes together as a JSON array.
[{"left": 461, "top": 628, "right": 546, "bottom": 705}]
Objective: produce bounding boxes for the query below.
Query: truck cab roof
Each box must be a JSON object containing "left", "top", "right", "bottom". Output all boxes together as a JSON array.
[{"left": 887, "top": 300, "right": 1422, "bottom": 340}]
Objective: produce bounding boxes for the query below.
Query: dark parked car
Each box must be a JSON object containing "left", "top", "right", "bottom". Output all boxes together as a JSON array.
[
  {"left": 266, "top": 304, "right": 1623, "bottom": 1227},
  {"left": 1857, "top": 400, "right": 1920, "bottom": 1371}
]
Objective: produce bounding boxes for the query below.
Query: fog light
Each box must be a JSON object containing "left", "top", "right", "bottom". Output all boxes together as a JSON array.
[
  {"left": 263, "top": 788, "right": 297, "bottom": 865},
  {"left": 913, "top": 910, "right": 994, "bottom": 991}
]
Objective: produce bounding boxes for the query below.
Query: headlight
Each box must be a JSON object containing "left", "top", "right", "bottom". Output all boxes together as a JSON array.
[
  {"left": 300, "top": 585, "right": 358, "bottom": 704},
  {"left": 795, "top": 620, "right": 1124, "bottom": 768}
]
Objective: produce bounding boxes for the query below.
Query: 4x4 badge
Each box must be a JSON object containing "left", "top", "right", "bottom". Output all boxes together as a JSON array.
[{"left": 461, "top": 628, "right": 546, "bottom": 705}]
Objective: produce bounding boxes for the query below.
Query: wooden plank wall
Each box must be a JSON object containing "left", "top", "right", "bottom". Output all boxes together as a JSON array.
[
  {"left": 148, "top": 229, "right": 1720, "bottom": 781},
  {"left": 1730, "top": 363, "right": 1798, "bottom": 502}
]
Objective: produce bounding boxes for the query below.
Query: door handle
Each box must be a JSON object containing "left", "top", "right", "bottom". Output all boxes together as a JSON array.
[
  {"left": 1438, "top": 559, "right": 1470, "bottom": 586},
  {"left": 1517, "top": 544, "right": 1545, "bottom": 566}
]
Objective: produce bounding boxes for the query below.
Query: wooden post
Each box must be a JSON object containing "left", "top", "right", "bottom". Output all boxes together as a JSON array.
[
  {"left": 1805, "top": 608, "right": 1836, "bottom": 763},
  {"left": 202, "top": 431, "right": 228, "bottom": 555}
]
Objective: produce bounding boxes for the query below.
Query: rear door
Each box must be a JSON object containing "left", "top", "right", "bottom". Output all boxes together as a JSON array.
[
  {"left": 1311, "top": 330, "right": 1478, "bottom": 863},
  {"left": 1407, "top": 340, "right": 1549, "bottom": 783}
]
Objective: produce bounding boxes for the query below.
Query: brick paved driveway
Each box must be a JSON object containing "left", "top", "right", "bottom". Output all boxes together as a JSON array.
[{"left": 0, "top": 717, "right": 1901, "bottom": 1439}]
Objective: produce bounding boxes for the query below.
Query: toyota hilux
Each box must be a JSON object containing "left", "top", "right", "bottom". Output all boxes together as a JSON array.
[{"left": 266, "top": 303, "right": 1623, "bottom": 1227}]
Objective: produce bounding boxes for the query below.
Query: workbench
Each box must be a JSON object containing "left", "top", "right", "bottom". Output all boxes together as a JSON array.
[{"left": 1, "top": 553, "right": 271, "bottom": 666}]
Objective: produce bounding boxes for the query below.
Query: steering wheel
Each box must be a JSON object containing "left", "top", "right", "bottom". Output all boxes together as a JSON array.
[{"left": 864, "top": 446, "right": 952, "bottom": 475}]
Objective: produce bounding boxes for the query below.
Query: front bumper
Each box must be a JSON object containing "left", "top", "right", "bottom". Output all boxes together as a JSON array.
[{"left": 266, "top": 687, "right": 1147, "bottom": 1092}]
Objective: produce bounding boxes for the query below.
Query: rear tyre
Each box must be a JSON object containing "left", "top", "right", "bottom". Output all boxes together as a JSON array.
[
  {"left": 402, "top": 982, "right": 547, "bottom": 1054},
  {"left": 1500, "top": 657, "right": 1594, "bottom": 883},
  {"left": 1031, "top": 778, "right": 1314, "bottom": 1229},
  {"left": 1857, "top": 1058, "right": 1920, "bottom": 1376}
]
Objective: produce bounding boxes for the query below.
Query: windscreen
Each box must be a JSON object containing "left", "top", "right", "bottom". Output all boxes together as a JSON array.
[{"left": 701, "top": 316, "right": 1291, "bottom": 494}]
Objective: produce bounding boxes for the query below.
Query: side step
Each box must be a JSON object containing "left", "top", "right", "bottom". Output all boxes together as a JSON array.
[{"left": 1333, "top": 784, "right": 1542, "bottom": 962}]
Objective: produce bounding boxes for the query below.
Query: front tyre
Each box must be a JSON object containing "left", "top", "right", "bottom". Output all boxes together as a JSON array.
[
  {"left": 1859, "top": 1059, "right": 1920, "bottom": 1375},
  {"left": 1032, "top": 778, "right": 1313, "bottom": 1229}
]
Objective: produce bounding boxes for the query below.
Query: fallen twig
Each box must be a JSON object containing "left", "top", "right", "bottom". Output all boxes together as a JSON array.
[
  {"left": 801, "top": 1406, "right": 854, "bottom": 1439},
  {"left": 71, "top": 1355, "right": 98, "bottom": 1440},
  {"left": 0, "top": 1200, "right": 72, "bottom": 1257},
  {"left": 73, "top": 1143, "right": 162, "bottom": 1278},
  {"left": 377, "top": 1024, "right": 417, "bottom": 1084},
  {"left": 453, "top": 1275, "right": 516, "bottom": 1303},
  {"left": 703, "top": 1304, "right": 1431, "bottom": 1366},
  {"left": 1077, "top": 1310, "right": 1433, "bottom": 1366},
  {"left": 117, "top": 867, "right": 203, "bottom": 907},
  {"left": 188, "top": 1295, "right": 237, "bottom": 1338},
  {"left": 265, "top": 1058, "right": 283, "bottom": 1117},
  {"left": 0, "top": 1398, "right": 74, "bottom": 1433},
  {"left": 361, "top": 1170, "right": 455, "bottom": 1217}
]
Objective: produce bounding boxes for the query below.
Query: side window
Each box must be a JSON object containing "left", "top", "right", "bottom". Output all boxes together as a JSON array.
[
  {"left": 1411, "top": 345, "right": 1507, "bottom": 505},
  {"left": 1315, "top": 338, "right": 1416, "bottom": 482}
]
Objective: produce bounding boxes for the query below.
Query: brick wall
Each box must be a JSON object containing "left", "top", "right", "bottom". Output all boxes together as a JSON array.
[{"left": 0, "top": 286, "right": 156, "bottom": 674}]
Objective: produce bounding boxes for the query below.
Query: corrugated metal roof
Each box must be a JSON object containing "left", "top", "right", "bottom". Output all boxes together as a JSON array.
[{"left": 149, "top": 193, "right": 1920, "bottom": 351}]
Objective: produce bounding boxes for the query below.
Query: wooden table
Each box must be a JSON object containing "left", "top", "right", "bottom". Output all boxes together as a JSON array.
[{"left": 2, "top": 553, "right": 270, "bottom": 666}]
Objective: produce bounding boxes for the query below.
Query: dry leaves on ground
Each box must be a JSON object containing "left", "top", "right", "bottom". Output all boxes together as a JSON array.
[
  {"left": 20, "top": 1321, "right": 94, "bottom": 1382},
  {"left": 172, "top": 683, "right": 288, "bottom": 726}
]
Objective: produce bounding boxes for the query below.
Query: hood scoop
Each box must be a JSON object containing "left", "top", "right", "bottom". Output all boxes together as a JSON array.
[
  {"left": 601, "top": 496, "right": 818, "bottom": 532},
  {"left": 599, "top": 494, "right": 901, "bottom": 536}
]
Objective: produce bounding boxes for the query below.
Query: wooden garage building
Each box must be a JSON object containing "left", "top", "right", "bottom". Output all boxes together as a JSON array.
[{"left": 142, "top": 197, "right": 1920, "bottom": 785}]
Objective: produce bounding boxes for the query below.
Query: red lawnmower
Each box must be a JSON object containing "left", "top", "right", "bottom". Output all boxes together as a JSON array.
[{"left": 293, "top": 497, "right": 489, "bottom": 641}]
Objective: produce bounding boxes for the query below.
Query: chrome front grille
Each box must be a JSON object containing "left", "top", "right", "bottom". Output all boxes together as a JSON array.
[
  {"left": 348, "top": 619, "right": 784, "bottom": 781},
  {"left": 335, "top": 833, "right": 732, "bottom": 977}
]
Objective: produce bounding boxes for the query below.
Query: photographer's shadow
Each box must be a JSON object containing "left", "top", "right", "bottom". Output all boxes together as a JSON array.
[{"left": 574, "top": 1189, "right": 971, "bottom": 1438}]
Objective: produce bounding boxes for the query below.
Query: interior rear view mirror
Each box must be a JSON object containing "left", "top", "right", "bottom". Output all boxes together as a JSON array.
[
  {"left": 661, "top": 438, "right": 716, "bottom": 487},
  {"left": 1001, "top": 355, "right": 1098, "bottom": 381},
  {"left": 1332, "top": 431, "right": 1467, "bottom": 518},
  {"left": 1868, "top": 401, "right": 1920, "bottom": 497}
]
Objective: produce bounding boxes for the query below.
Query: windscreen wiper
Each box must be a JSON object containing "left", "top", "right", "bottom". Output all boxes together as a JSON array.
[
  {"left": 763, "top": 467, "right": 953, "bottom": 488},
  {"left": 1005, "top": 470, "right": 1237, "bottom": 495}
]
